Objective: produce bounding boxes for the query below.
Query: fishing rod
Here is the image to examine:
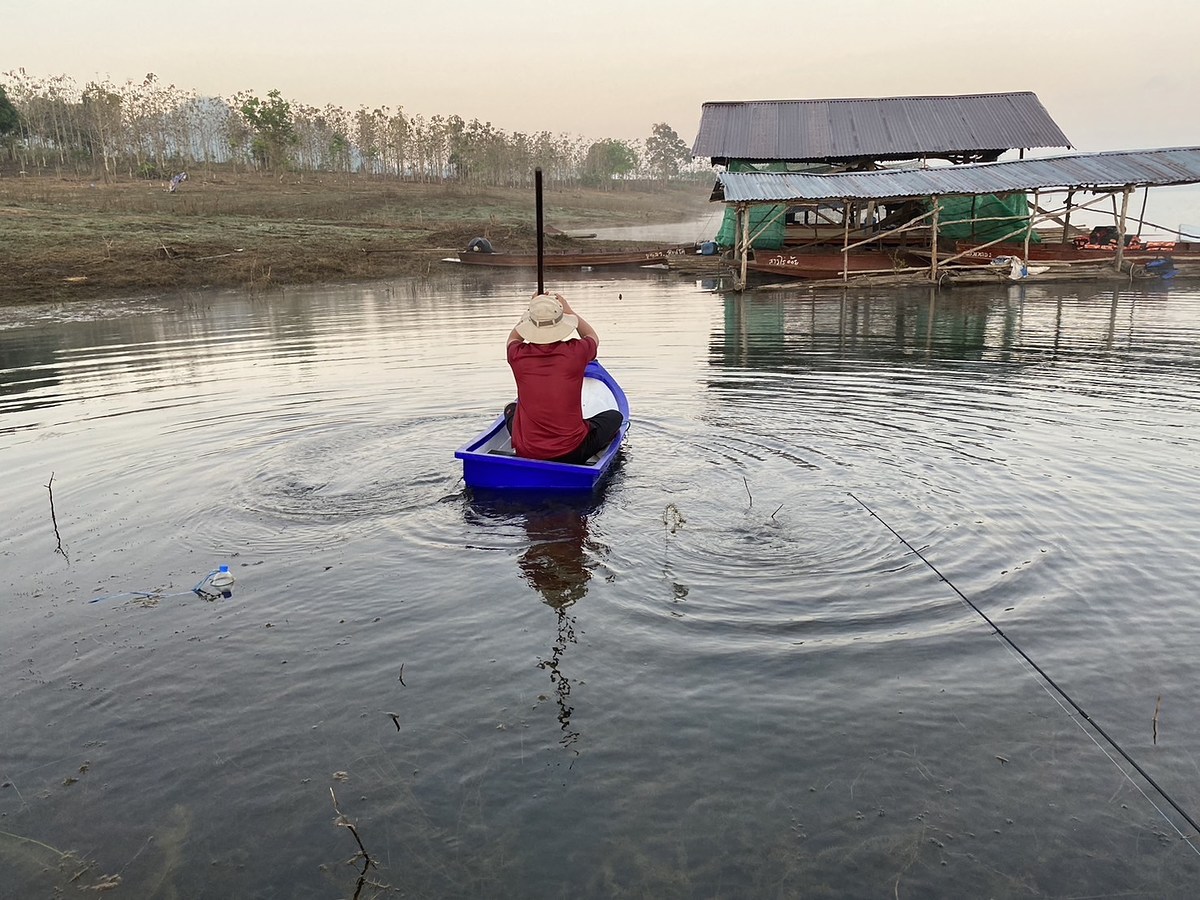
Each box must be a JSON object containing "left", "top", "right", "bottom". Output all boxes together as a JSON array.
[
  {"left": 849, "top": 491, "right": 1200, "bottom": 850},
  {"left": 535, "top": 167, "right": 545, "bottom": 295}
]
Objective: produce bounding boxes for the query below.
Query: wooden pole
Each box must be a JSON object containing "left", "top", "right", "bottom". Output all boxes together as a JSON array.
[
  {"left": 842, "top": 200, "right": 851, "bottom": 284},
  {"left": 535, "top": 168, "right": 545, "bottom": 294},
  {"left": 930, "top": 196, "right": 940, "bottom": 282},
  {"left": 739, "top": 203, "right": 750, "bottom": 289},
  {"left": 1062, "top": 190, "right": 1073, "bottom": 244},
  {"left": 1114, "top": 186, "right": 1132, "bottom": 273},
  {"left": 1136, "top": 187, "right": 1149, "bottom": 238},
  {"left": 1023, "top": 190, "right": 1037, "bottom": 262}
]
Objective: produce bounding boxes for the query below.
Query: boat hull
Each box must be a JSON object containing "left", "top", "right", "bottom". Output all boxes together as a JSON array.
[
  {"left": 455, "top": 360, "right": 629, "bottom": 491},
  {"left": 748, "top": 249, "right": 914, "bottom": 280},
  {"left": 953, "top": 239, "right": 1200, "bottom": 264},
  {"left": 457, "top": 246, "right": 691, "bottom": 268}
]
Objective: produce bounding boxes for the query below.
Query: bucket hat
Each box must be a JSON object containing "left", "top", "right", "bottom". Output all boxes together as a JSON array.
[{"left": 515, "top": 295, "right": 578, "bottom": 343}]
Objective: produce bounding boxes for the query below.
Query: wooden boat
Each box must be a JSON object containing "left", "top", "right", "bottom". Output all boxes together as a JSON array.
[
  {"left": 456, "top": 245, "right": 692, "bottom": 268},
  {"left": 455, "top": 360, "right": 629, "bottom": 491},
  {"left": 747, "top": 248, "right": 916, "bottom": 280},
  {"left": 953, "top": 236, "right": 1200, "bottom": 265}
]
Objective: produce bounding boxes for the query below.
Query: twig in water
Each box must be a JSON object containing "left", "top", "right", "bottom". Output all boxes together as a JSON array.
[
  {"left": 330, "top": 787, "right": 376, "bottom": 873},
  {"left": 771, "top": 503, "right": 784, "bottom": 520},
  {"left": 45, "top": 473, "right": 69, "bottom": 563},
  {"left": 743, "top": 476, "right": 753, "bottom": 509},
  {"left": 1154, "top": 696, "right": 1162, "bottom": 746},
  {"left": 398, "top": 664, "right": 405, "bottom": 686}
]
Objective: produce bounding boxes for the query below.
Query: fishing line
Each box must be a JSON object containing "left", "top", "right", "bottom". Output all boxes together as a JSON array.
[
  {"left": 849, "top": 492, "right": 1200, "bottom": 853},
  {"left": 88, "top": 569, "right": 233, "bottom": 603}
]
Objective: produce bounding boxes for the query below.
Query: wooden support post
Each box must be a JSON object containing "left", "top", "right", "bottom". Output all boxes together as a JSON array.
[
  {"left": 739, "top": 203, "right": 750, "bottom": 289},
  {"left": 1023, "top": 190, "right": 1037, "bottom": 262},
  {"left": 842, "top": 200, "right": 851, "bottom": 284},
  {"left": 1114, "top": 186, "right": 1132, "bottom": 273},
  {"left": 930, "top": 195, "right": 940, "bottom": 282},
  {"left": 734, "top": 204, "right": 742, "bottom": 260},
  {"left": 1062, "top": 190, "right": 1073, "bottom": 244},
  {"left": 1137, "top": 187, "right": 1149, "bottom": 238}
]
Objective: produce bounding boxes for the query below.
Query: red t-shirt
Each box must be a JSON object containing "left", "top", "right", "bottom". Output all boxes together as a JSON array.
[{"left": 507, "top": 336, "right": 598, "bottom": 459}]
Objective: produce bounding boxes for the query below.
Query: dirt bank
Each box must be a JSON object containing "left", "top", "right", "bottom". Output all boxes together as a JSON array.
[{"left": 0, "top": 172, "right": 714, "bottom": 304}]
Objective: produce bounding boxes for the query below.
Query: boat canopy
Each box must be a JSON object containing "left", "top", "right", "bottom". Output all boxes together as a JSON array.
[{"left": 712, "top": 147, "right": 1200, "bottom": 204}]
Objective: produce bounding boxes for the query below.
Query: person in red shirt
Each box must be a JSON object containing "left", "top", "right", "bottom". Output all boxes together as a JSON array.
[{"left": 505, "top": 293, "right": 623, "bottom": 463}]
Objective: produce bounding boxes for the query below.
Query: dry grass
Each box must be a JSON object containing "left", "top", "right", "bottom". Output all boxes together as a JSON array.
[{"left": 0, "top": 171, "right": 713, "bottom": 303}]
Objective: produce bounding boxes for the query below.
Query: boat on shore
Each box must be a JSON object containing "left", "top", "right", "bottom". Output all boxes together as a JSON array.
[
  {"left": 456, "top": 243, "right": 694, "bottom": 268},
  {"left": 455, "top": 360, "right": 629, "bottom": 492}
]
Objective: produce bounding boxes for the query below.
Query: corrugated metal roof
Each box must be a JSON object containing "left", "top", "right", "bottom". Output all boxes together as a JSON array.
[
  {"left": 712, "top": 147, "right": 1200, "bottom": 203},
  {"left": 691, "top": 93, "right": 1072, "bottom": 162}
]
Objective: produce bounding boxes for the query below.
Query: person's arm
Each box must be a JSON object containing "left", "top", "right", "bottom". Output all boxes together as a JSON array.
[
  {"left": 556, "top": 294, "right": 599, "bottom": 350},
  {"left": 507, "top": 298, "right": 529, "bottom": 345}
]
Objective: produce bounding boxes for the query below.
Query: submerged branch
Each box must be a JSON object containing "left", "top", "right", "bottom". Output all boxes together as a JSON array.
[
  {"left": 46, "top": 472, "right": 69, "bottom": 563},
  {"left": 330, "top": 787, "right": 376, "bottom": 872}
]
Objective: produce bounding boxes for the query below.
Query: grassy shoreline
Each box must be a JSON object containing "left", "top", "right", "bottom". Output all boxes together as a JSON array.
[{"left": 0, "top": 172, "right": 714, "bottom": 304}]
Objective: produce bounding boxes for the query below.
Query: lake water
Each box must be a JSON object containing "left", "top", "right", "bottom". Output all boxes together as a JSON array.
[{"left": 3, "top": 270, "right": 1200, "bottom": 898}]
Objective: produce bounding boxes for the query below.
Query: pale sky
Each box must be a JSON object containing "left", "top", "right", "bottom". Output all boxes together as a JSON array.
[{"left": 6, "top": 0, "right": 1200, "bottom": 152}]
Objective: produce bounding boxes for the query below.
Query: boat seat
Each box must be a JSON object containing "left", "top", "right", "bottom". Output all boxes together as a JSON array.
[{"left": 486, "top": 447, "right": 602, "bottom": 466}]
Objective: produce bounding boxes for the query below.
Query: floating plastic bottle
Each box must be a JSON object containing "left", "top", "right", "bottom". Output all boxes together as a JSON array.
[
  {"left": 209, "top": 565, "right": 236, "bottom": 589},
  {"left": 194, "top": 565, "right": 236, "bottom": 598}
]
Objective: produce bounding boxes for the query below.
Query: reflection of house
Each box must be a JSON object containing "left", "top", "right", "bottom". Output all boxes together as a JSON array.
[
  {"left": 716, "top": 291, "right": 996, "bottom": 372},
  {"left": 691, "top": 94, "right": 1200, "bottom": 288}
]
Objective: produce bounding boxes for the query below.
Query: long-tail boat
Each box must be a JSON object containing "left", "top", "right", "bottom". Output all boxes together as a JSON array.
[
  {"left": 747, "top": 248, "right": 918, "bottom": 280},
  {"left": 456, "top": 244, "right": 693, "bottom": 268}
]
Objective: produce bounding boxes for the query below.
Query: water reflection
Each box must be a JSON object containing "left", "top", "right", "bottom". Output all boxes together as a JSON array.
[
  {"left": 468, "top": 493, "right": 608, "bottom": 753},
  {"left": 717, "top": 287, "right": 994, "bottom": 368},
  {"left": 713, "top": 283, "right": 1199, "bottom": 374}
]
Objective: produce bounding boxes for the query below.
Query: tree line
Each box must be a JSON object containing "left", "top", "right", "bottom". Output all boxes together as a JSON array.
[{"left": 0, "top": 70, "right": 700, "bottom": 188}]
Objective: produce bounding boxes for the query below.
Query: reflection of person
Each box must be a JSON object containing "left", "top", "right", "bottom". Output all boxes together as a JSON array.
[
  {"left": 505, "top": 293, "right": 623, "bottom": 463},
  {"left": 518, "top": 506, "right": 595, "bottom": 609},
  {"left": 516, "top": 503, "right": 602, "bottom": 752}
]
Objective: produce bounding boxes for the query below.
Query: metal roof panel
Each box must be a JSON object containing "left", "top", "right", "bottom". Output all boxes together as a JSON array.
[
  {"left": 712, "top": 148, "right": 1200, "bottom": 202},
  {"left": 692, "top": 92, "right": 1072, "bottom": 161}
]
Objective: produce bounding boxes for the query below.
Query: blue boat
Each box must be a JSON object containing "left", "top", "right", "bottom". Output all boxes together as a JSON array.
[{"left": 456, "top": 360, "right": 629, "bottom": 491}]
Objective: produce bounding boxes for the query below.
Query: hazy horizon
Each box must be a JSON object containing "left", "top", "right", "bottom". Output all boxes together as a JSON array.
[{"left": 8, "top": 0, "right": 1200, "bottom": 152}]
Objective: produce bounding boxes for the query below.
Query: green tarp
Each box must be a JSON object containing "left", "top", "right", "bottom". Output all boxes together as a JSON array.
[
  {"left": 715, "top": 204, "right": 787, "bottom": 250},
  {"left": 931, "top": 193, "right": 1040, "bottom": 243}
]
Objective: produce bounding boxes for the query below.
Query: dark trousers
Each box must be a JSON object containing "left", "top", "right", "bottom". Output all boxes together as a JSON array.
[{"left": 504, "top": 404, "right": 623, "bottom": 465}]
